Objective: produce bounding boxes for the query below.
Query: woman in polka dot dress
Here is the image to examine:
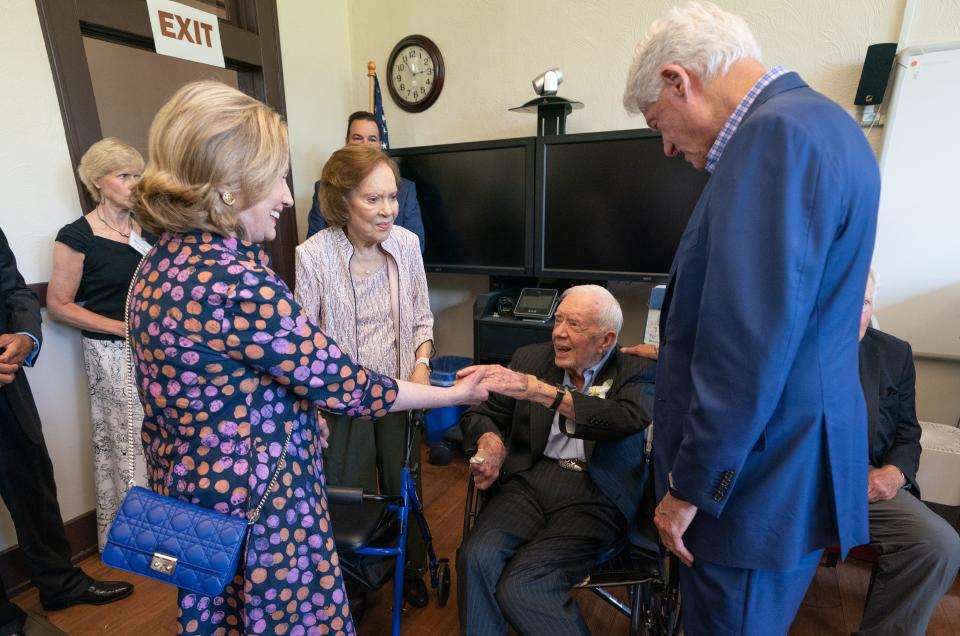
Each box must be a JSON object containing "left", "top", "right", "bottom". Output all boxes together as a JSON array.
[{"left": 129, "top": 81, "right": 497, "bottom": 635}]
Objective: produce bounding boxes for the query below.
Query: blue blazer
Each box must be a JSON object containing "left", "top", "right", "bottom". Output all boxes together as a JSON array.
[
  {"left": 653, "top": 72, "right": 878, "bottom": 570},
  {"left": 306, "top": 176, "right": 426, "bottom": 253}
]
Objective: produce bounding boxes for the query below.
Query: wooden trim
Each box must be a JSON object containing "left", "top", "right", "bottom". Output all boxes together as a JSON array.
[
  {"left": 254, "top": 0, "right": 297, "bottom": 286},
  {"left": 0, "top": 510, "right": 97, "bottom": 598},
  {"left": 35, "top": 0, "right": 102, "bottom": 214}
]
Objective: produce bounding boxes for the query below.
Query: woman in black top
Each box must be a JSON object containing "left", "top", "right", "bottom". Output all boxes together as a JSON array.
[{"left": 48, "top": 137, "right": 155, "bottom": 551}]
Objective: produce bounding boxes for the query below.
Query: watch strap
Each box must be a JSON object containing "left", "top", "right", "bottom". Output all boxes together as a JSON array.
[
  {"left": 548, "top": 384, "right": 566, "bottom": 410},
  {"left": 415, "top": 356, "right": 431, "bottom": 369}
]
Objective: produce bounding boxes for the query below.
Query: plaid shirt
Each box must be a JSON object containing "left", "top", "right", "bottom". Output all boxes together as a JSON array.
[{"left": 705, "top": 65, "right": 787, "bottom": 173}]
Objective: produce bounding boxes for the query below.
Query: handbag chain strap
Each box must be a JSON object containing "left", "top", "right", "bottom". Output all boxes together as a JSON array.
[{"left": 123, "top": 253, "right": 292, "bottom": 525}]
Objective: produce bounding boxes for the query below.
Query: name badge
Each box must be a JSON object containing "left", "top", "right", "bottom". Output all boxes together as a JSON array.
[{"left": 128, "top": 231, "right": 152, "bottom": 256}]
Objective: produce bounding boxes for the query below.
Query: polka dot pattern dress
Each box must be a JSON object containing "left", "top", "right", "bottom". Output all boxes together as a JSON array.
[{"left": 129, "top": 231, "right": 397, "bottom": 635}]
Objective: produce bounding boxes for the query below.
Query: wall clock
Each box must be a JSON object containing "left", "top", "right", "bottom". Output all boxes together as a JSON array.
[{"left": 387, "top": 34, "right": 445, "bottom": 112}]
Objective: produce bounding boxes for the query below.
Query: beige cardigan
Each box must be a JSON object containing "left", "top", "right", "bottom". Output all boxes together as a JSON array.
[{"left": 294, "top": 226, "right": 434, "bottom": 382}]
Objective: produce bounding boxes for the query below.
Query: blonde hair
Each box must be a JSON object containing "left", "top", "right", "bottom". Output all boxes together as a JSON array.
[
  {"left": 133, "top": 80, "right": 289, "bottom": 238},
  {"left": 319, "top": 145, "right": 399, "bottom": 229},
  {"left": 77, "top": 138, "right": 144, "bottom": 202},
  {"left": 623, "top": 1, "right": 762, "bottom": 113}
]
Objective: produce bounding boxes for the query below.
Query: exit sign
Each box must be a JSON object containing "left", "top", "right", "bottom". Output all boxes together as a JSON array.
[{"left": 147, "top": 0, "right": 225, "bottom": 68}]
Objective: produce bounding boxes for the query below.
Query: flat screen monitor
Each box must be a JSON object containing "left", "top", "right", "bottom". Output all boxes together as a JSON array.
[
  {"left": 392, "top": 138, "right": 535, "bottom": 275},
  {"left": 537, "top": 129, "right": 709, "bottom": 281}
]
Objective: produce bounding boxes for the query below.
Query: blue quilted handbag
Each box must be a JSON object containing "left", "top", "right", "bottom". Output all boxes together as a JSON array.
[
  {"left": 103, "top": 259, "right": 290, "bottom": 596},
  {"left": 103, "top": 486, "right": 249, "bottom": 596}
]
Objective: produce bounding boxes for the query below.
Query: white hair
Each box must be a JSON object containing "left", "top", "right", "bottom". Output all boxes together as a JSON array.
[
  {"left": 623, "top": 1, "right": 763, "bottom": 113},
  {"left": 560, "top": 284, "right": 623, "bottom": 336}
]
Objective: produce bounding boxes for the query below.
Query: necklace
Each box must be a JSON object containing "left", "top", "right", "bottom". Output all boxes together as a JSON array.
[{"left": 97, "top": 205, "right": 131, "bottom": 238}]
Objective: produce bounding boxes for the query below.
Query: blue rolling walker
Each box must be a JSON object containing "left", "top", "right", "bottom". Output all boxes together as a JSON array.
[{"left": 327, "top": 410, "right": 451, "bottom": 635}]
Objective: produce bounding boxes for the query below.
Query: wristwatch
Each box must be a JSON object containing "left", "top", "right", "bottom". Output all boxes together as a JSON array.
[
  {"left": 415, "top": 357, "right": 431, "bottom": 370},
  {"left": 549, "top": 384, "right": 567, "bottom": 410}
]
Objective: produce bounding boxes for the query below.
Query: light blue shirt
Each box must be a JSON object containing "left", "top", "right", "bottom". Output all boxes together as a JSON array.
[
  {"left": 18, "top": 332, "right": 40, "bottom": 367},
  {"left": 542, "top": 347, "right": 614, "bottom": 462}
]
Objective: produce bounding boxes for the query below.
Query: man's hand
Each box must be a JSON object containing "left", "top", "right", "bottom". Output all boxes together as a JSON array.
[
  {"left": 0, "top": 362, "right": 18, "bottom": 385},
  {"left": 654, "top": 491, "right": 698, "bottom": 567},
  {"left": 456, "top": 364, "right": 527, "bottom": 402},
  {"left": 0, "top": 333, "right": 33, "bottom": 385},
  {"left": 470, "top": 432, "right": 507, "bottom": 490},
  {"left": 868, "top": 465, "right": 905, "bottom": 503},
  {"left": 0, "top": 333, "right": 34, "bottom": 367},
  {"left": 620, "top": 343, "right": 659, "bottom": 360}
]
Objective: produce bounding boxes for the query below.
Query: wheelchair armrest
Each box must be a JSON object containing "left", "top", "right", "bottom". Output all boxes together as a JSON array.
[{"left": 327, "top": 486, "right": 364, "bottom": 505}]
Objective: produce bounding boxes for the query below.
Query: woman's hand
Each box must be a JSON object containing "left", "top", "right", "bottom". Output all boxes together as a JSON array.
[
  {"left": 452, "top": 365, "right": 491, "bottom": 405},
  {"left": 410, "top": 362, "right": 431, "bottom": 386},
  {"left": 457, "top": 364, "right": 528, "bottom": 399},
  {"left": 316, "top": 410, "right": 330, "bottom": 449}
]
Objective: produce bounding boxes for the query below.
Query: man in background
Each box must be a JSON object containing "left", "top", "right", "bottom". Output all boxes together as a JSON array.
[
  {"left": 855, "top": 271, "right": 960, "bottom": 635},
  {"left": 0, "top": 228, "right": 132, "bottom": 634},
  {"left": 306, "top": 111, "right": 425, "bottom": 252}
]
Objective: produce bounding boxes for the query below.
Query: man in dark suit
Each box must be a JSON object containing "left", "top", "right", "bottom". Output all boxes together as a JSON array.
[
  {"left": 305, "top": 111, "right": 425, "bottom": 252},
  {"left": 0, "top": 228, "right": 131, "bottom": 633},
  {"left": 856, "top": 272, "right": 960, "bottom": 635},
  {"left": 457, "top": 285, "right": 655, "bottom": 635},
  {"left": 622, "top": 3, "right": 879, "bottom": 633}
]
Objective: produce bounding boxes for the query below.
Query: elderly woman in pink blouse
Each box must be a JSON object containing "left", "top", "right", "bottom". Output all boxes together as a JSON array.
[{"left": 295, "top": 144, "right": 434, "bottom": 610}]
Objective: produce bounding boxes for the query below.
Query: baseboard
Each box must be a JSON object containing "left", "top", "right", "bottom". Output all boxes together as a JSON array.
[{"left": 0, "top": 510, "right": 97, "bottom": 597}]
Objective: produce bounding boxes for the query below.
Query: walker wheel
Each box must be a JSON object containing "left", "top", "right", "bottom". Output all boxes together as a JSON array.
[{"left": 436, "top": 558, "right": 451, "bottom": 607}]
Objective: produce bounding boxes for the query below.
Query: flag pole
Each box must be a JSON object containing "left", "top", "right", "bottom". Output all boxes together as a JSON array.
[{"left": 368, "top": 61, "right": 376, "bottom": 112}]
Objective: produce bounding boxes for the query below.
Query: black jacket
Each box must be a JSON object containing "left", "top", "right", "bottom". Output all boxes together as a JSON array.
[
  {"left": 460, "top": 341, "right": 656, "bottom": 543},
  {"left": 0, "top": 228, "right": 44, "bottom": 444},
  {"left": 860, "top": 326, "right": 922, "bottom": 497}
]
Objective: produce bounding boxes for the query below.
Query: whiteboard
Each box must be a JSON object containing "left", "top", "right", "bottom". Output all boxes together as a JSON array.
[{"left": 873, "top": 43, "right": 960, "bottom": 359}]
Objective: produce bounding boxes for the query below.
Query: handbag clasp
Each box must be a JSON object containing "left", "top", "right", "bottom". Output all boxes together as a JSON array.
[{"left": 150, "top": 553, "right": 178, "bottom": 575}]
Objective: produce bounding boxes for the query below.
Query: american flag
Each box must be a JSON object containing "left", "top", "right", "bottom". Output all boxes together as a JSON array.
[{"left": 373, "top": 74, "right": 390, "bottom": 150}]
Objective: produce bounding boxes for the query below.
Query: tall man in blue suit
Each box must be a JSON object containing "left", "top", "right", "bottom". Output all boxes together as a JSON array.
[
  {"left": 622, "top": 3, "right": 880, "bottom": 633},
  {"left": 306, "top": 111, "right": 425, "bottom": 252}
]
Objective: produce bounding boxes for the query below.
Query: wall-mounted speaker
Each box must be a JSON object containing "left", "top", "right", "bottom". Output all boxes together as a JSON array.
[{"left": 854, "top": 43, "right": 898, "bottom": 106}]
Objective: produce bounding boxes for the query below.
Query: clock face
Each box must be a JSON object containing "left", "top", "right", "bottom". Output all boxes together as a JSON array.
[
  {"left": 387, "top": 35, "right": 445, "bottom": 112},
  {"left": 392, "top": 45, "right": 435, "bottom": 105}
]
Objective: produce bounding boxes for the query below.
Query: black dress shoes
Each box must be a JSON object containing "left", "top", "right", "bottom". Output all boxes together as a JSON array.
[
  {"left": 41, "top": 580, "right": 134, "bottom": 611},
  {"left": 404, "top": 577, "right": 428, "bottom": 608}
]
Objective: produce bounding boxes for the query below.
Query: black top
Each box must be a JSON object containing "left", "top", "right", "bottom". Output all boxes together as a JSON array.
[{"left": 55, "top": 216, "right": 156, "bottom": 341}]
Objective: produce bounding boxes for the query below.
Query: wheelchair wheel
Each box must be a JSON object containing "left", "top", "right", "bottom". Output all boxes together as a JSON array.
[{"left": 436, "top": 558, "right": 451, "bottom": 607}]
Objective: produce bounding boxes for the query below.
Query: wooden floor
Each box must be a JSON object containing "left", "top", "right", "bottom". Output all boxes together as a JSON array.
[{"left": 14, "top": 448, "right": 960, "bottom": 635}]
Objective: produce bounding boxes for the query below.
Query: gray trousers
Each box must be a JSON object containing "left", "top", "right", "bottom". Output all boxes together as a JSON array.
[
  {"left": 457, "top": 459, "right": 626, "bottom": 636},
  {"left": 856, "top": 488, "right": 960, "bottom": 635}
]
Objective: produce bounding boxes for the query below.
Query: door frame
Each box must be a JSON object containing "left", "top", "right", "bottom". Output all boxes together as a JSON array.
[{"left": 34, "top": 0, "right": 297, "bottom": 283}]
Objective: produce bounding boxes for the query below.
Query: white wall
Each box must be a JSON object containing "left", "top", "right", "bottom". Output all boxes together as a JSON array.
[
  {"left": 0, "top": 0, "right": 97, "bottom": 551},
  {"left": 276, "top": 0, "right": 355, "bottom": 243}
]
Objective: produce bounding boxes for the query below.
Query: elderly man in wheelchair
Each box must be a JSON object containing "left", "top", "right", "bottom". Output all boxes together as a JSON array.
[{"left": 456, "top": 284, "right": 660, "bottom": 635}]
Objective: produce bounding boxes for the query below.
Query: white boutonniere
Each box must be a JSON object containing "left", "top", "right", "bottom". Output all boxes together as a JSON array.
[{"left": 587, "top": 379, "right": 613, "bottom": 399}]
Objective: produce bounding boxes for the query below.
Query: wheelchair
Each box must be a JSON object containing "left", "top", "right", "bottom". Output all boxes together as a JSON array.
[
  {"left": 461, "top": 430, "right": 681, "bottom": 636},
  {"left": 326, "top": 410, "right": 451, "bottom": 636}
]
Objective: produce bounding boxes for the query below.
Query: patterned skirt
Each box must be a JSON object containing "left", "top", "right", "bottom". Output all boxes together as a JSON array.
[{"left": 81, "top": 337, "right": 148, "bottom": 550}]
